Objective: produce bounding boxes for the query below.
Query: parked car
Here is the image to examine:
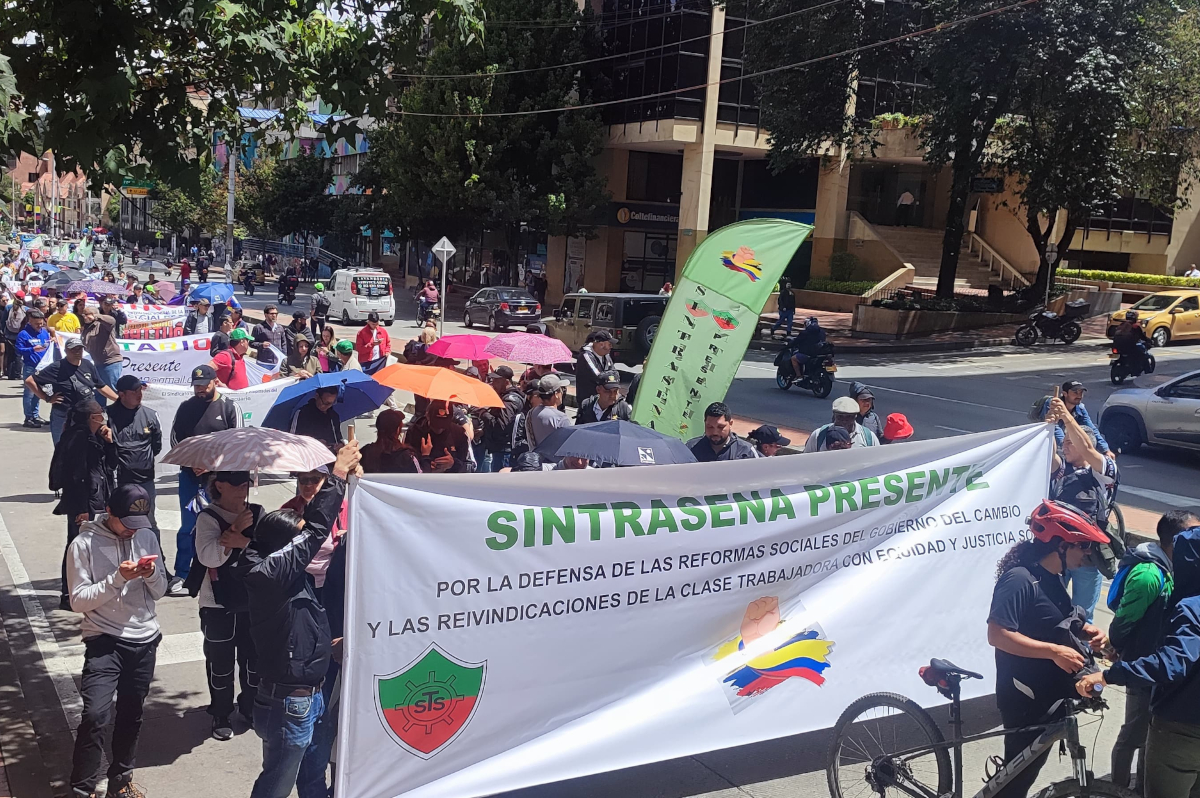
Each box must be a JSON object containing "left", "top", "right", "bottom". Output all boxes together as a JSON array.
[
  {"left": 1106, "top": 289, "right": 1200, "bottom": 346},
  {"left": 543, "top": 292, "right": 667, "bottom": 364},
  {"left": 1100, "top": 369, "right": 1200, "bottom": 453},
  {"left": 463, "top": 286, "right": 541, "bottom": 331},
  {"left": 234, "top": 259, "right": 266, "bottom": 285},
  {"left": 327, "top": 267, "right": 395, "bottom": 325}
]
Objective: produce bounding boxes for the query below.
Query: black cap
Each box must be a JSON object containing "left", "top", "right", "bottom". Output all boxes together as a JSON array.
[
  {"left": 825, "top": 427, "right": 852, "bottom": 446},
  {"left": 1061, "top": 380, "right": 1086, "bottom": 393},
  {"left": 367, "top": 311, "right": 380, "bottom": 322},
  {"left": 511, "top": 452, "right": 545, "bottom": 472},
  {"left": 191, "top": 364, "right": 217, "bottom": 385},
  {"left": 749, "top": 425, "right": 791, "bottom": 446},
  {"left": 108, "top": 484, "right": 153, "bottom": 530},
  {"left": 292, "top": 310, "right": 307, "bottom": 320},
  {"left": 597, "top": 370, "right": 621, "bottom": 388},
  {"left": 115, "top": 375, "right": 147, "bottom": 392},
  {"left": 488, "top": 365, "right": 514, "bottom": 381},
  {"left": 464, "top": 365, "right": 481, "bottom": 379}
]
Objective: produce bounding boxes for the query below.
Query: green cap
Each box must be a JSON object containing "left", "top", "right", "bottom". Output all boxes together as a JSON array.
[
  {"left": 229, "top": 328, "right": 251, "bottom": 341},
  {"left": 335, "top": 339, "right": 354, "bottom": 354},
  {"left": 313, "top": 282, "right": 324, "bottom": 291}
]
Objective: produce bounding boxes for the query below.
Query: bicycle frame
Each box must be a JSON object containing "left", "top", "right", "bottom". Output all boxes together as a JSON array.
[{"left": 875, "top": 681, "right": 1093, "bottom": 798}]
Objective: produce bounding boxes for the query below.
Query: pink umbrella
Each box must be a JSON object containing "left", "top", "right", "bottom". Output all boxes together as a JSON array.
[
  {"left": 426, "top": 334, "right": 494, "bottom": 360},
  {"left": 151, "top": 281, "right": 177, "bottom": 301},
  {"left": 485, "top": 332, "right": 573, "bottom": 365}
]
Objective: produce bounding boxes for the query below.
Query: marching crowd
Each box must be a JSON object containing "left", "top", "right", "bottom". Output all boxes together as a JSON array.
[{"left": 4, "top": 250, "right": 1200, "bottom": 798}]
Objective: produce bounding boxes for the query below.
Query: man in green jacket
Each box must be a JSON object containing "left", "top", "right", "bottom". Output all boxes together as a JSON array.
[{"left": 1108, "top": 510, "right": 1199, "bottom": 790}]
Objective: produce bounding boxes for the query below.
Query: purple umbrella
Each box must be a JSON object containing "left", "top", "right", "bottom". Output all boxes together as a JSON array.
[{"left": 65, "top": 280, "right": 124, "bottom": 296}]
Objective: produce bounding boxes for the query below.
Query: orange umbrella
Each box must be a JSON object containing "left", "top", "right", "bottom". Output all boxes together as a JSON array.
[{"left": 372, "top": 364, "right": 503, "bottom": 408}]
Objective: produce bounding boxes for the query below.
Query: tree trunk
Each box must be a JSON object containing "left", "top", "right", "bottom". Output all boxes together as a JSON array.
[{"left": 935, "top": 155, "right": 974, "bottom": 298}]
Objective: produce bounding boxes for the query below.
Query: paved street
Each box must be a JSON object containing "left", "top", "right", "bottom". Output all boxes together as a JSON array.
[{"left": 1, "top": 275, "right": 1179, "bottom": 794}]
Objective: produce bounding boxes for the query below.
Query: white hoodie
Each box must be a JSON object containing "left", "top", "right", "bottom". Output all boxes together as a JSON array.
[{"left": 66, "top": 515, "right": 168, "bottom": 642}]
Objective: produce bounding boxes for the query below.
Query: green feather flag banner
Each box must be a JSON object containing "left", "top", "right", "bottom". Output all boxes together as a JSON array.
[{"left": 631, "top": 218, "right": 813, "bottom": 440}]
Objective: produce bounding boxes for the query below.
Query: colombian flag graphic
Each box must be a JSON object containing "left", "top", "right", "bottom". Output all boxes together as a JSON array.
[
  {"left": 721, "top": 246, "right": 764, "bottom": 282},
  {"left": 716, "top": 630, "right": 835, "bottom": 696}
]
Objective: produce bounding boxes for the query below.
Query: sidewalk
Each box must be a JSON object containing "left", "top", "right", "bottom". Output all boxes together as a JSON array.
[{"left": 754, "top": 309, "right": 1112, "bottom": 353}]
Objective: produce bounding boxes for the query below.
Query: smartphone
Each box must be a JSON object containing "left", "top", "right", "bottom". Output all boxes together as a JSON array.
[{"left": 136, "top": 554, "right": 159, "bottom": 569}]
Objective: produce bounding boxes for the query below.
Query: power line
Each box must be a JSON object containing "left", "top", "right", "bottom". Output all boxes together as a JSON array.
[
  {"left": 481, "top": 0, "right": 716, "bottom": 29},
  {"left": 408, "top": 0, "right": 853, "bottom": 81},
  {"left": 393, "top": 0, "right": 1041, "bottom": 119}
]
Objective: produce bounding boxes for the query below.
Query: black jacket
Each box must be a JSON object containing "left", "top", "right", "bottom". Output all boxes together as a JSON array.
[
  {"left": 480, "top": 387, "right": 525, "bottom": 452},
  {"left": 107, "top": 403, "right": 162, "bottom": 484},
  {"left": 50, "top": 426, "right": 117, "bottom": 516},
  {"left": 239, "top": 473, "right": 346, "bottom": 688},
  {"left": 575, "top": 344, "right": 613, "bottom": 404},
  {"left": 576, "top": 395, "right": 632, "bottom": 425}
]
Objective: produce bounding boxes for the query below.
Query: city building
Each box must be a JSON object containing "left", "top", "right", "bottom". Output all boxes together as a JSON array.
[{"left": 4, "top": 152, "right": 107, "bottom": 238}]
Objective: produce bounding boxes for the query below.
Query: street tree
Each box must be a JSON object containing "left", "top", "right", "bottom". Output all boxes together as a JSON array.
[
  {"left": 234, "top": 157, "right": 280, "bottom": 240},
  {"left": 0, "top": 0, "right": 482, "bottom": 192},
  {"left": 151, "top": 169, "right": 226, "bottom": 243},
  {"left": 361, "top": 0, "right": 609, "bottom": 269},
  {"left": 260, "top": 153, "right": 333, "bottom": 259}
]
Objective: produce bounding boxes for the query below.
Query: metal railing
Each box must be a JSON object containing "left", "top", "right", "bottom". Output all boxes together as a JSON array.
[
  {"left": 967, "top": 233, "right": 1030, "bottom": 289},
  {"left": 239, "top": 237, "right": 347, "bottom": 267}
]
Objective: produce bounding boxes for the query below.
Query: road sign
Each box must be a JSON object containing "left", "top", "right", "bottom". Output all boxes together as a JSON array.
[
  {"left": 122, "top": 178, "right": 155, "bottom": 197},
  {"left": 432, "top": 236, "right": 456, "bottom": 264}
]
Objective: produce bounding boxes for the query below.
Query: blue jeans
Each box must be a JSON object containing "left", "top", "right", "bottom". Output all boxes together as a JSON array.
[
  {"left": 771, "top": 308, "right": 795, "bottom": 337},
  {"left": 1068, "top": 565, "right": 1103, "bottom": 623},
  {"left": 175, "top": 469, "right": 202, "bottom": 579},
  {"left": 21, "top": 363, "right": 40, "bottom": 421},
  {"left": 296, "top": 665, "right": 340, "bottom": 798},
  {"left": 50, "top": 406, "right": 68, "bottom": 447},
  {"left": 97, "top": 362, "right": 122, "bottom": 408},
  {"left": 251, "top": 688, "right": 325, "bottom": 798},
  {"left": 479, "top": 450, "right": 510, "bottom": 473}
]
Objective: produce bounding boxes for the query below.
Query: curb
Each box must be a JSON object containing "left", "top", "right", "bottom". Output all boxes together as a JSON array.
[{"left": 746, "top": 335, "right": 1111, "bottom": 356}]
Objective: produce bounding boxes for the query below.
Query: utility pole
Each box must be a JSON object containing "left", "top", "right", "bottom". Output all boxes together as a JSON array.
[
  {"left": 50, "top": 151, "right": 57, "bottom": 241},
  {"left": 226, "top": 134, "right": 236, "bottom": 269}
]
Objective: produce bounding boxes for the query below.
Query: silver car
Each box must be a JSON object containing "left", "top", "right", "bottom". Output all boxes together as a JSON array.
[{"left": 1100, "top": 369, "right": 1200, "bottom": 453}]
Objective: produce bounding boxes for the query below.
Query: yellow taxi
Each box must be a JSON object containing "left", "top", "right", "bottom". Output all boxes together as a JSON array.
[{"left": 1107, "top": 289, "right": 1200, "bottom": 346}]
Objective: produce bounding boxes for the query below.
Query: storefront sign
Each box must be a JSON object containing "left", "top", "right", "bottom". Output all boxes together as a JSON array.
[
  {"left": 338, "top": 424, "right": 1050, "bottom": 798},
  {"left": 970, "top": 177, "right": 1003, "bottom": 194},
  {"left": 611, "top": 202, "right": 681, "bottom": 230}
]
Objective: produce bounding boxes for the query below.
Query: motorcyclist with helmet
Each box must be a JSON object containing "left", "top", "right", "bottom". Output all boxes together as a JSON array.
[
  {"left": 1112, "top": 310, "right": 1153, "bottom": 371},
  {"left": 988, "top": 500, "right": 1110, "bottom": 798},
  {"left": 787, "top": 316, "right": 827, "bottom": 379},
  {"left": 417, "top": 280, "right": 440, "bottom": 324}
]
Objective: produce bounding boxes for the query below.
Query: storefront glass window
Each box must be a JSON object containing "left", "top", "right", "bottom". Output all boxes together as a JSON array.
[{"left": 621, "top": 231, "right": 677, "bottom": 293}]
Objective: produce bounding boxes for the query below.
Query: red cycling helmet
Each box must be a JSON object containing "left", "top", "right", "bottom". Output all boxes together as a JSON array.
[{"left": 1028, "top": 500, "right": 1108, "bottom": 545}]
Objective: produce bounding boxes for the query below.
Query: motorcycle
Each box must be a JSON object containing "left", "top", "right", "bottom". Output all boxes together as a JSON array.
[
  {"left": 279, "top": 279, "right": 297, "bottom": 305},
  {"left": 1110, "top": 345, "right": 1155, "bottom": 385},
  {"left": 774, "top": 342, "right": 837, "bottom": 398},
  {"left": 1014, "top": 302, "right": 1087, "bottom": 347},
  {"left": 416, "top": 297, "right": 441, "bottom": 326}
]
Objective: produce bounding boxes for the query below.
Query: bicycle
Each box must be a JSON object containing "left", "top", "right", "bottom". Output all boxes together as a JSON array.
[{"left": 827, "top": 658, "right": 1138, "bottom": 798}]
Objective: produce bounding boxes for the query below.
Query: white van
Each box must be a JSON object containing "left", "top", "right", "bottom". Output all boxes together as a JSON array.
[{"left": 327, "top": 268, "right": 395, "bottom": 325}]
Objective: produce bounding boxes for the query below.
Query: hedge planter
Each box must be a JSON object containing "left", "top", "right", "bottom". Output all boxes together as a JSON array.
[{"left": 852, "top": 305, "right": 1027, "bottom": 339}]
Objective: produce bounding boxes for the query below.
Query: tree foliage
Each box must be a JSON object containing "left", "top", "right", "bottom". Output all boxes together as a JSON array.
[
  {"left": 234, "top": 157, "right": 280, "bottom": 239},
  {"left": 260, "top": 153, "right": 332, "bottom": 251},
  {"left": 0, "top": 0, "right": 482, "bottom": 194},
  {"left": 359, "top": 0, "right": 610, "bottom": 254},
  {"left": 151, "top": 168, "right": 226, "bottom": 238}
]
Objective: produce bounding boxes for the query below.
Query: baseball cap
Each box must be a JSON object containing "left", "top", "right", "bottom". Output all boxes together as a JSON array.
[
  {"left": 191, "top": 364, "right": 217, "bottom": 385},
  {"left": 537, "top": 374, "right": 570, "bottom": 394},
  {"left": 115, "top": 375, "right": 147, "bottom": 392},
  {"left": 229, "top": 328, "right": 251, "bottom": 341},
  {"left": 1061, "top": 380, "right": 1086, "bottom": 393},
  {"left": 488, "top": 365, "right": 514, "bottom": 381},
  {"left": 464, "top": 365, "right": 481, "bottom": 379},
  {"left": 749, "top": 425, "right": 791, "bottom": 446},
  {"left": 511, "top": 452, "right": 545, "bottom": 472},
  {"left": 64, "top": 337, "right": 85, "bottom": 350},
  {"left": 293, "top": 310, "right": 307, "bottom": 320},
  {"left": 849, "top": 383, "right": 874, "bottom": 400},
  {"left": 597, "top": 370, "right": 621, "bottom": 388},
  {"left": 335, "top": 339, "right": 355, "bottom": 354},
  {"left": 832, "top": 396, "right": 860, "bottom": 415},
  {"left": 825, "top": 427, "right": 852, "bottom": 447},
  {"left": 108, "top": 484, "right": 153, "bottom": 530}
]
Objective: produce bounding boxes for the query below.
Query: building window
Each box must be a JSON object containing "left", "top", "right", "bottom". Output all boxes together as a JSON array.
[
  {"left": 28, "top": 172, "right": 37, "bottom": 183},
  {"left": 620, "top": 230, "right": 676, "bottom": 292},
  {"left": 626, "top": 151, "right": 683, "bottom": 204}
]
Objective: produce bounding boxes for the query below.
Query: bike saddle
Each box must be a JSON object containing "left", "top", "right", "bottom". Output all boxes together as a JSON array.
[{"left": 927, "top": 659, "right": 983, "bottom": 680}]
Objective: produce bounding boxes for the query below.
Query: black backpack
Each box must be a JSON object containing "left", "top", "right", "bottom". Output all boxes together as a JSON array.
[
  {"left": 314, "top": 294, "right": 331, "bottom": 316},
  {"left": 184, "top": 505, "right": 262, "bottom": 610}
]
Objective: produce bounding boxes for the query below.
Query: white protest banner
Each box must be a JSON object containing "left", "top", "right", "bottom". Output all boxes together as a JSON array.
[
  {"left": 142, "top": 378, "right": 298, "bottom": 474},
  {"left": 118, "top": 304, "right": 187, "bottom": 324},
  {"left": 38, "top": 332, "right": 283, "bottom": 386},
  {"left": 341, "top": 424, "right": 1052, "bottom": 798}
]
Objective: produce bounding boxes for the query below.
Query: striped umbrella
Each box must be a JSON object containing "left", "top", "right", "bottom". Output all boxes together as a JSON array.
[
  {"left": 484, "top": 332, "right": 573, "bottom": 365},
  {"left": 162, "top": 426, "right": 334, "bottom": 473},
  {"left": 65, "top": 279, "right": 123, "bottom": 296}
]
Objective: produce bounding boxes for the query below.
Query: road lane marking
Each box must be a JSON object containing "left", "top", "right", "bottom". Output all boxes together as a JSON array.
[
  {"left": 0, "top": 506, "right": 82, "bottom": 730},
  {"left": 935, "top": 425, "right": 974, "bottom": 434},
  {"left": 854, "top": 385, "right": 1028, "bottom": 415},
  {"left": 1121, "top": 485, "right": 1200, "bottom": 508}
]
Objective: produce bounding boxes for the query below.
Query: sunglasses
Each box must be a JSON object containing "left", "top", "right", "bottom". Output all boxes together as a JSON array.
[
  {"left": 1070, "top": 542, "right": 1094, "bottom": 551},
  {"left": 215, "top": 473, "right": 252, "bottom": 486}
]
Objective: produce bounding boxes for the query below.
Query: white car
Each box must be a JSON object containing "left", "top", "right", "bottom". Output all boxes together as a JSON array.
[
  {"left": 1100, "top": 369, "right": 1200, "bottom": 453},
  {"left": 327, "top": 268, "right": 395, "bottom": 325}
]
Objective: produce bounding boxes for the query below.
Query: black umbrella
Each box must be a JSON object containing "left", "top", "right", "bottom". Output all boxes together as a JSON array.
[
  {"left": 42, "top": 268, "right": 90, "bottom": 287},
  {"left": 535, "top": 420, "right": 697, "bottom": 467}
]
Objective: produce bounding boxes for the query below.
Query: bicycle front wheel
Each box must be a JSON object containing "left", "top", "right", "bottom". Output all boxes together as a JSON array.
[
  {"left": 1033, "top": 778, "right": 1142, "bottom": 798},
  {"left": 827, "top": 692, "right": 952, "bottom": 798}
]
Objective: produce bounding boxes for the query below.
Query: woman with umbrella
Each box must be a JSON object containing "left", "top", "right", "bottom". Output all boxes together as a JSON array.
[{"left": 192, "top": 470, "right": 262, "bottom": 742}]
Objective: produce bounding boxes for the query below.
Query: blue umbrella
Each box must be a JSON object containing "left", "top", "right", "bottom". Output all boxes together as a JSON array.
[
  {"left": 37, "top": 262, "right": 61, "bottom": 273},
  {"left": 262, "top": 371, "right": 395, "bottom": 430},
  {"left": 186, "top": 282, "right": 239, "bottom": 305},
  {"left": 535, "top": 420, "right": 698, "bottom": 467}
]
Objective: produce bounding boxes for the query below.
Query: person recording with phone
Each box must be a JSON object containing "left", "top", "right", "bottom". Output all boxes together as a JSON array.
[
  {"left": 403, "top": 399, "right": 476, "bottom": 472},
  {"left": 65, "top": 483, "right": 168, "bottom": 798}
]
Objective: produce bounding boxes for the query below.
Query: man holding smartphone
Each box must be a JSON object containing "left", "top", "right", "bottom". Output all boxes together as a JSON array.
[{"left": 65, "top": 483, "right": 168, "bottom": 798}]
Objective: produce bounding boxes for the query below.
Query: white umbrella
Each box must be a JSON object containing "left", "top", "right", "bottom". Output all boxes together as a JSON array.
[{"left": 163, "top": 427, "right": 334, "bottom": 473}]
